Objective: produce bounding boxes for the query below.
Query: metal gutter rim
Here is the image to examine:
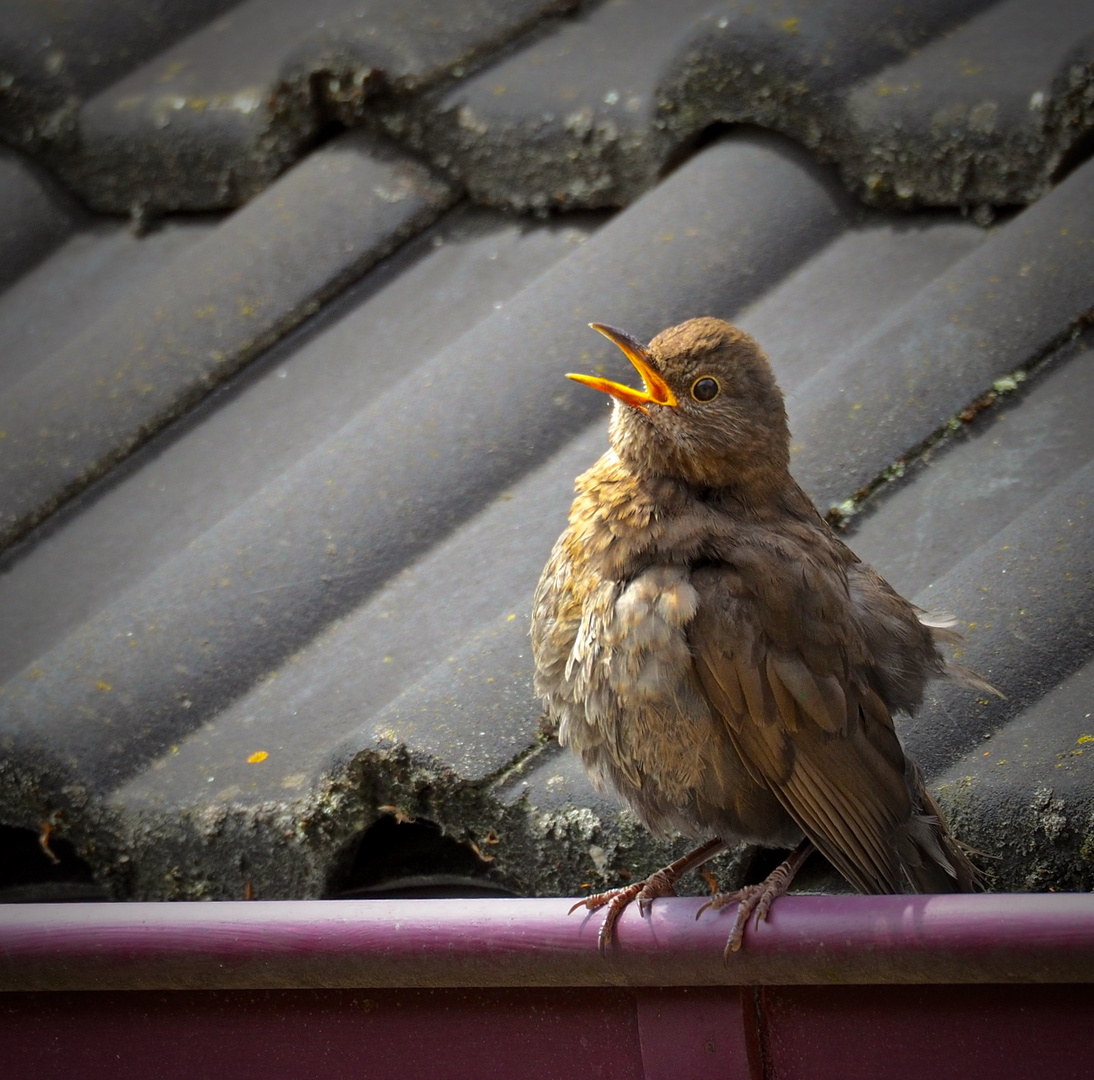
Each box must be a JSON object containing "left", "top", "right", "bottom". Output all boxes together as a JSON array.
[{"left": 2, "top": 893, "right": 1093, "bottom": 991}]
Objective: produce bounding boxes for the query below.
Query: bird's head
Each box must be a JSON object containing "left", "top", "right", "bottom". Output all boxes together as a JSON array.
[{"left": 569, "top": 317, "right": 790, "bottom": 493}]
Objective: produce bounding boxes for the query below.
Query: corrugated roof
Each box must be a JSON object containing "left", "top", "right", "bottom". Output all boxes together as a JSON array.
[{"left": 0, "top": 0, "right": 1092, "bottom": 905}]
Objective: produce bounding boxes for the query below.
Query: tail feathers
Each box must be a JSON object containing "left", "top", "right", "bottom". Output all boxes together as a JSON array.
[
  {"left": 917, "top": 609, "right": 1005, "bottom": 699},
  {"left": 917, "top": 609, "right": 960, "bottom": 633},
  {"left": 898, "top": 813, "right": 980, "bottom": 893},
  {"left": 896, "top": 762, "right": 981, "bottom": 894},
  {"left": 944, "top": 660, "right": 1005, "bottom": 700}
]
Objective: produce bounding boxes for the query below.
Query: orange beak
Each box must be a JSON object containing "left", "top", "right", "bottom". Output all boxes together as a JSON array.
[{"left": 567, "top": 323, "right": 678, "bottom": 412}]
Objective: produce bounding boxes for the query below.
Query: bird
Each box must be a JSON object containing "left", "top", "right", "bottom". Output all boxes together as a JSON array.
[{"left": 531, "top": 317, "right": 994, "bottom": 958}]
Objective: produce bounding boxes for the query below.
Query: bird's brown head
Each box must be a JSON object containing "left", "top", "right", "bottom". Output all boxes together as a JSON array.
[{"left": 570, "top": 317, "right": 791, "bottom": 493}]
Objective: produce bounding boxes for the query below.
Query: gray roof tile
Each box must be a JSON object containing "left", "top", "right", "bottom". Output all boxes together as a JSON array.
[
  {"left": 937, "top": 656, "right": 1094, "bottom": 892},
  {"left": 908, "top": 459, "right": 1094, "bottom": 773},
  {"left": 849, "top": 328, "right": 1094, "bottom": 602},
  {"left": 840, "top": 0, "right": 1094, "bottom": 208},
  {"left": 790, "top": 152, "right": 1094, "bottom": 515},
  {"left": 37, "top": 0, "right": 579, "bottom": 213},
  {"left": 0, "top": 148, "right": 80, "bottom": 291},
  {"left": 0, "top": 132, "right": 455, "bottom": 550},
  {"left": 0, "top": 0, "right": 240, "bottom": 152},
  {"left": 0, "top": 215, "right": 216, "bottom": 388},
  {"left": 0, "top": 207, "right": 602, "bottom": 683},
  {"left": 390, "top": 0, "right": 1094, "bottom": 214},
  {"left": 0, "top": 1, "right": 1092, "bottom": 906},
  {"left": 386, "top": 0, "right": 720, "bottom": 211},
  {"left": 11, "top": 0, "right": 1090, "bottom": 217}
]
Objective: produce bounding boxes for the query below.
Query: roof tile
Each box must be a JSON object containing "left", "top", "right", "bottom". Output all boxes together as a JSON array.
[
  {"left": 840, "top": 0, "right": 1094, "bottom": 208},
  {"left": 0, "top": 0, "right": 239, "bottom": 152},
  {"left": 44, "top": 0, "right": 579, "bottom": 213},
  {"left": 0, "top": 148, "right": 80, "bottom": 291},
  {"left": 0, "top": 131, "right": 455, "bottom": 550},
  {"left": 0, "top": 1, "right": 1092, "bottom": 907},
  {"left": 788, "top": 153, "right": 1094, "bottom": 514},
  {"left": 388, "top": 0, "right": 1094, "bottom": 214}
]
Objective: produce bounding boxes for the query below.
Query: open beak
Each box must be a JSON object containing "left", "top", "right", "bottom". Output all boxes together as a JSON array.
[{"left": 567, "top": 323, "right": 678, "bottom": 412}]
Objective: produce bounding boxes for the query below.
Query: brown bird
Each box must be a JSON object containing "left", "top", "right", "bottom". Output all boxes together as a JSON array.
[{"left": 531, "top": 317, "right": 992, "bottom": 957}]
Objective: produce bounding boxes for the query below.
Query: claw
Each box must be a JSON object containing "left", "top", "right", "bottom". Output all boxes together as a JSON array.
[
  {"left": 567, "top": 837, "right": 729, "bottom": 956},
  {"left": 567, "top": 874, "right": 677, "bottom": 953},
  {"left": 695, "top": 840, "right": 814, "bottom": 960}
]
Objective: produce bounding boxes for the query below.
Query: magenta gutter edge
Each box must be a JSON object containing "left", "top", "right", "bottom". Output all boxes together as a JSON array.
[{"left": 1, "top": 893, "right": 1092, "bottom": 992}]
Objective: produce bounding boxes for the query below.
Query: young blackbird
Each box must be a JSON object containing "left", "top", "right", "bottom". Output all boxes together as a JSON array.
[{"left": 531, "top": 317, "right": 991, "bottom": 957}]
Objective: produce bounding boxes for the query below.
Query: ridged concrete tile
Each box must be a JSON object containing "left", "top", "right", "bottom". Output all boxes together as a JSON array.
[
  {"left": 0, "top": 216, "right": 218, "bottom": 387},
  {"left": 0, "top": 0, "right": 239, "bottom": 153},
  {"left": 936, "top": 658, "right": 1094, "bottom": 892},
  {"left": 388, "top": 0, "right": 1094, "bottom": 214},
  {"left": 849, "top": 329, "right": 1094, "bottom": 601},
  {"left": 0, "top": 148, "right": 81, "bottom": 291},
  {"left": 0, "top": 207, "right": 603, "bottom": 684},
  {"left": 840, "top": 0, "right": 1094, "bottom": 209},
  {"left": 658, "top": 0, "right": 998, "bottom": 198},
  {"left": 787, "top": 153, "right": 1094, "bottom": 516},
  {"left": 0, "top": 131, "right": 455, "bottom": 551},
  {"left": 6, "top": 1, "right": 1093, "bottom": 218},
  {"left": 735, "top": 214, "right": 986, "bottom": 389},
  {"left": 45, "top": 0, "right": 578, "bottom": 213},
  {"left": 383, "top": 0, "right": 719, "bottom": 212},
  {"left": 905, "top": 460, "right": 1094, "bottom": 776},
  {"left": 1, "top": 3, "right": 1092, "bottom": 907}
]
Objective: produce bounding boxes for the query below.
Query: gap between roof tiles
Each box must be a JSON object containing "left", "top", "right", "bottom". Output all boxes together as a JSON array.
[{"left": 825, "top": 321, "right": 1094, "bottom": 531}]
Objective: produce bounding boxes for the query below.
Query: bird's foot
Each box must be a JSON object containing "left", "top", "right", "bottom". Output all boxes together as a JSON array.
[
  {"left": 569, "top": 869, "right": 679, "bottom": 954},
  {"left": 695, "top": 881, "right": 776, "bottom": 958},
  {"left": 696, "top": 840, "right": 813, "bottom": 959},
  {"left": 569, "top": 836, "right": 728, "bottom": 954}
]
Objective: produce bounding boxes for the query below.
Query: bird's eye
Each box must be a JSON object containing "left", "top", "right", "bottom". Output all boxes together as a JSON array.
[{"left": 690, "top": 377, "right": 720, "bottom": 402}]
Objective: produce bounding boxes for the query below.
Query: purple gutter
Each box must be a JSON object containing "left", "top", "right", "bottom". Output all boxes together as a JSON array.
[
  {"left": 3, "top": 893, "right": 1094, "bottom": 991},
  {"left": 4, "top": 896, "right": 1094, "bottom": 1080}
]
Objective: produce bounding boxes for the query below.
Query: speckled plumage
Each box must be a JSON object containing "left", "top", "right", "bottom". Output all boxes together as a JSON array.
[{"left": 532, "top": 317, "right": 983, "bottom": 949}]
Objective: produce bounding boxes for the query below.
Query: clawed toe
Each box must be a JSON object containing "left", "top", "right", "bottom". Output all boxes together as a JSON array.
[
  {"left": 567, "top": 838, "right": 729, "bottom": 955},
  {"left": 695, "top": 885, "right": 763, "bottom": 955},
  {"left": 568, "top": 875, "right": 679, "bottom": 953},
  {"left": 696, "top": 840, "right": 815, "bottom": 959},
  {"left": 722, "top": 885, "right": 767, "bottom": 958},
  {"left": 695, "top": 887, "right": 743, "bottom": 920}
]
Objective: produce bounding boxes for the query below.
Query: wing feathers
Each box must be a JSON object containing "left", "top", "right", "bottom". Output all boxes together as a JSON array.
[
  {"left": 766, "top": 651, "right": 847, "bottom": 734},
  {"left": 691, "top": 580, "right": 914, "bottom": 895}
]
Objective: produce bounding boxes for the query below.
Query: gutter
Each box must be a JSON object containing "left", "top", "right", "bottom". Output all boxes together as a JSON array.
[{"left": 2, "top": 895, "right": 1092, "bottom": 1079}]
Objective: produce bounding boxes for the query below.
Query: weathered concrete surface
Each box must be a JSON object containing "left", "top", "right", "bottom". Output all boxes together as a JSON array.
[
  {"left": 0, "top": 131, "right": 455, "bottom": 551},
  {"left": 4, "top": 0, "right": 1091, "bottom": 215}
]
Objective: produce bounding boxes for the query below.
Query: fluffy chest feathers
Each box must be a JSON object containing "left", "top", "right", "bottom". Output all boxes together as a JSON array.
[
  {"left": 531, "top": 449, "right": 860, "bottom": 837},
  {"left": 531, "top": 452, "right": 713, "bottom": 796}
]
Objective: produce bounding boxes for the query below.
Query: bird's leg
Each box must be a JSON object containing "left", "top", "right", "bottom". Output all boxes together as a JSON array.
[
  {"left": 697, "top": 839, "right": 814, "bottom": 959},
  {"left": 570, "top": 837, "right": 727, "bottom": 954}
]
